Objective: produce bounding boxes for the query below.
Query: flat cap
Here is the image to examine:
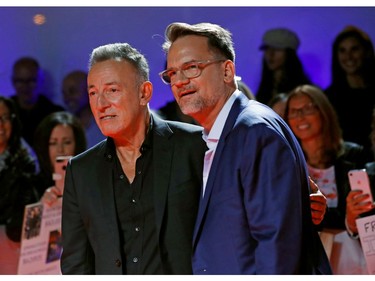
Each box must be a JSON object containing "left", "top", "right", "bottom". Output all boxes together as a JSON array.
[{"left": 260, "top": 28, "right": 300, "bottom": 50}]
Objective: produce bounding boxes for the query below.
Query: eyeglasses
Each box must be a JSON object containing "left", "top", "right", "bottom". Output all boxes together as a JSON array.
[
  {"left": 287, "top": 103, "right": 318, "bottom": 119},
  {"left": 159, "top": 59, "right": 225, "bottom": 85},
  {"left": 0, "top": 114, "right": 14, "bottom": 124}
]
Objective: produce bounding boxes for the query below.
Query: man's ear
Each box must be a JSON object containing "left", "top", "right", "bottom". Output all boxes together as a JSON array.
[
  {"left": 139, "top": 81, "right": 153, "bottom": 106},
  {"left": 223, "top": 60, "right": 235, "bottom": 83}
]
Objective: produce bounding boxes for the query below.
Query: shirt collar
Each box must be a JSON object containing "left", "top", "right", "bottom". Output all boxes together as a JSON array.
[{"left": 203, "top": 90, "right": 240, "bottom": 144}]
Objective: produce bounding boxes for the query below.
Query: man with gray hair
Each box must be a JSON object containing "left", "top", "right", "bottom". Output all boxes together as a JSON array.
[{"left": 61, "top": 43, "right": 206, "bottom": 274}]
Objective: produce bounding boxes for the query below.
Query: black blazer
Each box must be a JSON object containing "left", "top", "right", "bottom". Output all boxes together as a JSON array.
[{"left": 61, "top": 114, "right": 206, "bottom": 274}]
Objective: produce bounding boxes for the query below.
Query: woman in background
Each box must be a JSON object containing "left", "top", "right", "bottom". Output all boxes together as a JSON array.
[
  {"left": 33, "top": 111, "right": 87, "bottom": 205},
  {"left": 325, "top": 25, "right": 375, "bottom": 153},
  {"left": 256, "top": 27, "right": 312, "bottom": 105},
  {"left": 0, "top": 96, "right": 38, "bottom": 274},
  {"left": 285, "top": 84, "right": 368, "bottom": 232},
  {"left": 348, "top": 106, "right": 375, "bottom": 238}
]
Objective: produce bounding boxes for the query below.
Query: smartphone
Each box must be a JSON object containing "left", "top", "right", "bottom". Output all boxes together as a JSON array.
[
  {"left": 348, "top": 169, "right": 374, "bottom": 203},
  {"left": 53, "top": 156, "right": 72, "bottom": 193}
]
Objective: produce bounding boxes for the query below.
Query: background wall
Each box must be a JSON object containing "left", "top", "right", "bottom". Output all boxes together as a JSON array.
[{"left": 0, "top": 6, "right": 374, "bottom": 110}]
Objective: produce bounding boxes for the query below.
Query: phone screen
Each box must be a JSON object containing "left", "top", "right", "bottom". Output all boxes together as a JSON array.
[{"left": 53, "top": 156, "right": 73, "bottom": 194}]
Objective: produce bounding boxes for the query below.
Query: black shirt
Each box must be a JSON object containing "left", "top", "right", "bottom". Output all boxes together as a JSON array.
[{"left": 111, "top": 121, "right": 163, "bottom": 274}]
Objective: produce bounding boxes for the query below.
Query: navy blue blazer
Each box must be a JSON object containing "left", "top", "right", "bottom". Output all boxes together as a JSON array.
[
  {"left": 192, "top": 93, "right": 332, "bottom": 274},
  {"left": 61, "top": 114, "right": 206, "bottom": 274}
]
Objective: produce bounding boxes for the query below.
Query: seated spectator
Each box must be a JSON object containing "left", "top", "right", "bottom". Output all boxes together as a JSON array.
[
  {"left": 0, "top": 96, "right": 38, "bottom": 274},
  {"left": 10, "top": 57, "right": 65, "bottom": 148},
  {"left": 62, "top": 70, "right": 104, "bottom": 148},
  {"left": 285, "top": 84, "right": 368, "bottom": 230},
  {"left": 33, "top": 111, "right": 87, "bottom": 204}
]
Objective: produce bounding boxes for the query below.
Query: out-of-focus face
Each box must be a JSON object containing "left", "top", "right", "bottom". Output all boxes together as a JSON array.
[
  {"left": 287, "top": 94, "right": 322, "bottom": 142},
  {"left": 263, "top": 47, "right": 287, "bottom": 71},
  {"left": 62, "top": 75, "right": 88, "bottom": 114},
  {"left": 166, "top": 35, "right": 227, "bottom": 124},
  {"left": 48, "top": 124, "right": 75, "bottom": 171},
  {"left": 0, "top": 102, "right": 12, "bottom": 153},
  {"left": 271, "top": 99, "right": 287, "bottom": 119},
  {"left": 88, "top": 59, "right": 151, "bottom": 139},
  {"left": 337, "top": 36, "right": 366, "bottom": 75},
  {"left": 12, "top": 65, "right": 40, "bottom": 106}
]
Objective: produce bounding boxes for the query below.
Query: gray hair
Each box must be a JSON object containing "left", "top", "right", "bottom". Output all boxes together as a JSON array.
[
  {"left": 162, "top": 22, "right": 235, "bottom": 63},
  {"left": 88, "top": 42, "right": 149, "bottom": 81}
]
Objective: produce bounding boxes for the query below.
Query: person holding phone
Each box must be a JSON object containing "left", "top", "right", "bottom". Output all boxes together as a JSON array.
[
  {"left": 33, "top": 111, "right": 86, "bottom": 205},
  {"left": 285, "top": 84, "right": 370, "bottom": 233},
  {"left": 346, "top": 106, "right": 375, "bottom": 237}
]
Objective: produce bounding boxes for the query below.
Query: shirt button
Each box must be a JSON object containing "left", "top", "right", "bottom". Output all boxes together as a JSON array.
[
  {"left": 131, "top": 199, "right": 136, "bottom": 203},
  {"left": 107, "top": 154, "right": 112, "bottom": 159},
  {"left": 120, "top": 175, "right": 124, "bottom": 179},
  {"left": 133, "top": 257, "right": 138, "bottom": 263},
  {"left": 115, "top": 259, "right": 121, "bottom": 267},
  {"left": 135, "top": 227, "right": 140, "bottom": 232},
  {"left": 137, "top": 171, "right": 141, "bottom": 175}
]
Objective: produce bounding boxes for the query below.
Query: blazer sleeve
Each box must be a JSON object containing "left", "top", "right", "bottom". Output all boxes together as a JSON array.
[
  {"left": 61, "top": 161, "right": 95, "bottom": 274},
  {"left": 240, "top": 125, "right": 306, "bottom": 273}
]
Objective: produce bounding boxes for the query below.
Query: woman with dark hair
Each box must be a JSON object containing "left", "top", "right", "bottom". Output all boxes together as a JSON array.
[
  {"left": 325, "top": 25, "right": 375, "bottom": 153},
  {"left": 285, "top": 84, "right": 371, "bottom": 232},
  {"left": 0, "top": 96, "right": 38, "bottom": 273},
  {"left": 256, "top": 28, "right": 312, "bottom": 105},
  {"left": 33, "top": 111, "right": 87, "bottom": 204}
]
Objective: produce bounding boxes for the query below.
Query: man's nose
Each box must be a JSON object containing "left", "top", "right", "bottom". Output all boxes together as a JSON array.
[{"left": 171, "top": 70, "right": 189, "bottom": 87}]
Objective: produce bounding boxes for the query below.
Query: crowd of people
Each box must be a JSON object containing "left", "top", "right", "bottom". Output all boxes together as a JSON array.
[
  {"left": 0, "top": 58, "right": 92, "bottom": 274},
  {"left": 0, "top": 22, "right": 374, "bottom": 275}
]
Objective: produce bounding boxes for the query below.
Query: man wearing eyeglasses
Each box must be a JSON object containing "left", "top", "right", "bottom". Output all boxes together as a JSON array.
[{"left": 160, "top": 22, "right": 331, "bottom": 274}]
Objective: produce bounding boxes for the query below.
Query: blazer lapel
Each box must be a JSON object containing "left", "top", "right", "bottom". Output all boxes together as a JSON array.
[
  {"left": 96, "top": 139, "right": 121, "bottom": 252},
  {"left": 193, "top": 93, "right": 250, "bottom": 246},
  {"left": 151, "top": 115, "right": 174, "bottom": 242}
]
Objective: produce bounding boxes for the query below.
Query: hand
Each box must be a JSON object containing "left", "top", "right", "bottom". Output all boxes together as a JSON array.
[
  {"left": 309, "top": 177, "right": 327, "bottom": 225},
  {"left": 41, "top": 186, "right": 62, "bottom": 206},
  {"left": 310, "top": 191, "right": 327, "bottom": 225},
  {"left": 346, "top": 190, "right": 375, "bottom": 234}
]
